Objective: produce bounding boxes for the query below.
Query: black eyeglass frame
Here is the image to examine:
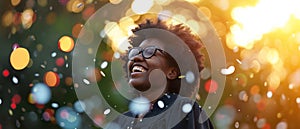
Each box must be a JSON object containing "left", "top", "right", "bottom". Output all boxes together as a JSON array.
[{"left": 127, "top": 46, "right": 166, "bottom": 59}]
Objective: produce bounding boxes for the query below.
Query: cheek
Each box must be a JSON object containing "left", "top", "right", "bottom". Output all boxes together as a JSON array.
[
  {"left": 159, "top": 57, "right": 170, "bottom": 68},
  {"left": 126, "top": 62, "right": 131, "bottom": 75},
  {"left": 152, "top": 58, "right": 170, "bottom": 72},
  {"left": 127, "top": 61, "right": 131, "bottom": 69}
]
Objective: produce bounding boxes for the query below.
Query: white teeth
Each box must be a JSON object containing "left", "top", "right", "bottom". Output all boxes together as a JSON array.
[{"left": 132, "top": 66, "right": 146, "bottom": 72}]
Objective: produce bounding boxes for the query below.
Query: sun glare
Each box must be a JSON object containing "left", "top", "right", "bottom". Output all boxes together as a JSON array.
[{"left": 228, "top": 0, "right": 300, "bottom": 49}]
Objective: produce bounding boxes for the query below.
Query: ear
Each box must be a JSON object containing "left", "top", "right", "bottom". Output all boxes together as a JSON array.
[{"left": 166, "top": 67, "right": 179, "bottom": 80}]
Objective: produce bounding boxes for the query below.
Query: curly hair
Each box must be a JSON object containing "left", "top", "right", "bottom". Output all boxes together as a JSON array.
[
  {"left": 128, "top": 19, "right": 204, "bottom": 72},
  {"left": 121, "top": 19, "right": 205, "bottom": 95}
]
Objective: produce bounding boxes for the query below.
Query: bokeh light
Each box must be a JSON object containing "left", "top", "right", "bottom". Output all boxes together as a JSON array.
[
  {"left": 67, "top": 0, "right": 85, "bottom": 13},
  {"left": 82, "top": 5, "right": 95, "bottom": 21},
  {"left": 65, "top": 77, "right": 73, "bottom": 86},
  {"left": 56, "top": 57, "right": 65, "bottom": 67},
  {"left": 131, "top": 0, "right": 154, "bottom": 14},
  {"left": 86, "top": 67, "right": 102, "bottom": 83},
  {"left": 37, "top": 0, "right": 48, "bottom": 7},
  {"left": 2, "top": 69, "right": 10, "bottom": 77},
  {"left": 109, "top": 0, "right": 123, "bottom": 4},
  {"left": 74, "top": 100, "right": 85, "bottom": 113},
  {"left": 10, "top": 47, "right": 30, "bottom": 70},
  {"left": 55, "top": 107, "right": 82, "bottom": 129},
  {"left": 205, "top": 79, "right": 218, "bottom": 93},
  {"left": 11, "top": 94, "right": 21, "bottom": 104},
  {"left": 11, "top": 0, "right": 21, "bottom": 6},
  {"left": 43, "top": 108, "right": 55, "bottom": 122},
  {"left": 58, "top": 36, "right": 75, "bottom": 53},
  {"left": 129, "top": 97, "right": 150, "bottom": 115},
  {"left": 31, "top": 83, "right": 51, "bottom": 104},
  {"left": 2, "top": 10, "right": 14, "bottom": 27},
  {"left": 21, "top": 9, "right": 35, "bottom": 29},
  {"left": 276, "top": 121, "right": 288, "bottom": 129},
  {"left": 46, "top": 12, "right": 56, "bottom": 25},
  {"left": 44, "top": 71, "right": 60, "bottom": 87},
  {"left": 214, "top": 105, "right": 236, "bottom": 129},
  {"left": 72, "top": 23, "right": 83, "bottom": 38}
]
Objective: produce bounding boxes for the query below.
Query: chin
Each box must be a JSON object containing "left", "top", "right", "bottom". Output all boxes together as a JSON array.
[{"left": 129, "top": 79, "right": 150, "bottom": 91}]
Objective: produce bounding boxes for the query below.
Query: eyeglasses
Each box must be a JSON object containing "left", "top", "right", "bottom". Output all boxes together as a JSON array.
[{"left": 128, "top": 46, "right": 165, "bottom": 59}]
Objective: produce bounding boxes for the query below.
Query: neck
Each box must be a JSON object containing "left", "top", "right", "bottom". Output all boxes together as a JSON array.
[{"left": 139, "top": 87, "right": 166, "bottom": 104}]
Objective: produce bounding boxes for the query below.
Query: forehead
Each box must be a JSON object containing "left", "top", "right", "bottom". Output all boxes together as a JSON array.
[{"left": 139, "top": 38, "right": 165, "bottom": 49}]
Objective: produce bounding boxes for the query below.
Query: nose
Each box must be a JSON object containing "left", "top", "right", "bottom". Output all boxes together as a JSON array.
[{"left": 129, "top": 53, "right": 144, "bottom": 62}]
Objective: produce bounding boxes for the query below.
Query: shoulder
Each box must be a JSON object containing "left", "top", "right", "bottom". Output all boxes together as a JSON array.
[
  {"left": 174, "top": 95, "right": 202, "bottom": 112},
  {"left": 105, "top": 111, "right": 135, "bottom": 129},
  {"left": 172, "top": 95, "right": 215, "bottom": 129}
]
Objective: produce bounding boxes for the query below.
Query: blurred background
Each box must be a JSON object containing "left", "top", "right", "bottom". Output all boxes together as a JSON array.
[{"left": 1, "top": 0, "right": 300, "bottom": 129}]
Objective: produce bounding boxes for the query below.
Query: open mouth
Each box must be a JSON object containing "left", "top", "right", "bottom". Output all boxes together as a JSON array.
[{"left": 131, "top": 65, "right": 148, "bottom": 73}]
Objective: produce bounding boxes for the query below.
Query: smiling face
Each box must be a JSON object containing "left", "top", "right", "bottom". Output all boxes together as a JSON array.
[{"left": 127, "top": 38, "right": 178, "bottom": 91}]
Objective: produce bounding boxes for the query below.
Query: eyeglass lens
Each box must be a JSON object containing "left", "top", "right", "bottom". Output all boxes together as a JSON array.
[{"left": 128, "top": 47, "right": 157, "bottom": 59}]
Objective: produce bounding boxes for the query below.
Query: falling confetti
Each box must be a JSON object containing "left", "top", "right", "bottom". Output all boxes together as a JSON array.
[
  {"left": 100, "top": 61, "right": 108, "bottom": 69},
  {"left": 182, "top": 103, "right": 192, "bottom": 113},
  {"left": 103, "top": 108, "right": 111, "bottom": 115},
  {"left": 185, "top": 71, "right": 195, "bottom": 83},
  {"left": 83, "top": 78, "right": 90, "bottom": 85},
  {"left": 51, "top": 103, "right": 59, "bottom": 108},
  {"left": 12, "top": 76, "right": 18, "bottom": 84},
  {"left": 221, "top": 65, "right": 235, "bottom": 75},
  {"left": 157, "top": 100, "right": 165, "bottom": 108}
]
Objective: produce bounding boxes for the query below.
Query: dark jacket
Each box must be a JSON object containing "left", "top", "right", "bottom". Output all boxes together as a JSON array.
[{"left": 105, "top": 93, "right": 214, "bottom": 129}]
